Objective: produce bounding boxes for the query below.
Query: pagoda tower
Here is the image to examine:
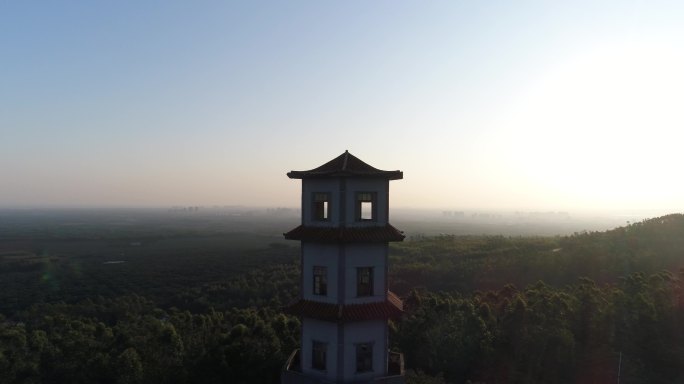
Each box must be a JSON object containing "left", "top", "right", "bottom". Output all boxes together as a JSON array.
[{"left": 281, "top": 151, "right": 405, "bottom": 384}]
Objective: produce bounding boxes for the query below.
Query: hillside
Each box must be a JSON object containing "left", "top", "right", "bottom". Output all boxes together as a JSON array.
[
  {"left": 390, "top": 213, "right": 684, "bottom": 294},
  {"left": 392, "top": 214, "right": 684, "bottom": 383}
]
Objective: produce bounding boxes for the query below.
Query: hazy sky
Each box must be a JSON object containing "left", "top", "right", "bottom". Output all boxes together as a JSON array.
[{"left": 2, "top": 1, "right": 683, "bottom": 212}]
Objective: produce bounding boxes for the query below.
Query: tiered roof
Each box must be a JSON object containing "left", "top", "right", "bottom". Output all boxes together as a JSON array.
[
  {"left": 287, "top": 150, "right": 403, "bottom": 180},
  {"left": 284, "top": 291, "right": 404, "bottom": 322},
  {"left": 284, "top": 224, "right": 405, "bottom": 243}
]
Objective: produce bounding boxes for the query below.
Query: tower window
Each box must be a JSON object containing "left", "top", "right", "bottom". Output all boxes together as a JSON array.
[
  {"left": 355, "top": 342, "right": 373, "bottom": 372},
  {"left": 356, "top": 192, "right": 376, "bottom": 221},
  {"left": 313, "top": 266, "right": 327, "bottom": 296},
  {"left": 357, "top": 267, "right": 374, "bottom": 297},
  {"left": 312, "top": 341, "right": 327, "bottom": 370},
  {"left": 313, "top": 193, "right": 330, "bottom": 221}
]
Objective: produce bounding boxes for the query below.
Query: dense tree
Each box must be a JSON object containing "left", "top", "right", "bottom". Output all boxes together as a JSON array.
[{"left": 1, "top": 214, "right": 683, "bottom": 383}]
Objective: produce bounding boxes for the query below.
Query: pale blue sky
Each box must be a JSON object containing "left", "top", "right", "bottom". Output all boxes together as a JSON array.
[{"left": 2, "top": 1, "right": 683, "bottom": 211}]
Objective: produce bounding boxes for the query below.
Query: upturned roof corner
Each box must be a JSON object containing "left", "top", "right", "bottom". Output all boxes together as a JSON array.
[{"left": 287, "top": 150, "right": 403, "bottom": 180}]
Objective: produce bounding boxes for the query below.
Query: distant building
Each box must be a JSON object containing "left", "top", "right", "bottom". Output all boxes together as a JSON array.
[{"left": 281, "top": 151, "right": 406, "bottom": 384}]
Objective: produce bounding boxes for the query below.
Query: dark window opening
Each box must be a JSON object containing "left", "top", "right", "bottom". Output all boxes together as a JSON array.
[
  {"left": 356, "top": 192, "right": 375, "bottom": 221},
  {"left": 313, "top": 193, "right": 330, "bottom": 221},
  {"left": 356, "top": 342, "right": 373, "bottom": 372},
  {"left": 313, "top": 266, "right": 327, "bottom": 296},
  {"left": 357, "top": 267, "right": 374, "bottom": 297},
  {"left": 312, "top": 341, "right": 327, "bottom": 370}
]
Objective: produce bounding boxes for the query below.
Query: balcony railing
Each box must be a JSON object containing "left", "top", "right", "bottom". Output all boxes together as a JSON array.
[{"left": 281, "top": 349, "right": 405, "bottom": 384}]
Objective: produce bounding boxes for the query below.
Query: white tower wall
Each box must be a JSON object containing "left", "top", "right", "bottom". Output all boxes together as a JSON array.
[
  {"left": 301, "top": 243, "right": 339, "bottom": 304},
  {"left": 345, "top": 178, "right": 389, "bottom": 227},
  {"left": 301, "top": 179, "right": 340, "bottom": 227},
  {"left": 344, "top": 244, "right": 387, "bottom": 305},
  {"left": 301, "top": 318, "right": 339, "bottom": 381},
  {"left": 342, "top": 320, "right": 388, "bottom": 381}
]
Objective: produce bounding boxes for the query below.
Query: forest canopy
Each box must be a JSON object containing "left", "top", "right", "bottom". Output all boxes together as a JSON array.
[{"left": 1, "top": 212, "right": 683, "bottom": 383}]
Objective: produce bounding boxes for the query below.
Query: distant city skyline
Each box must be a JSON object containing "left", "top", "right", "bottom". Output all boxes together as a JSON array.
[{"left": 2, "top": 1, "right": 683, "bottom": 213}]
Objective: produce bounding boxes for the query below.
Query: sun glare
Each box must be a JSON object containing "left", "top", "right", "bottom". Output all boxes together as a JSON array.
[{"left": 494, "top": 40, "right": 684, "bottom": 210}]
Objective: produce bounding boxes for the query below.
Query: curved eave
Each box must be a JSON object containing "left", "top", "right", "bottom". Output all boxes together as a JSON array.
[
  {"left": 287, "top": 150, "right": 403, "bottom": 180},
  {"left": 287, "top": 170, "right": 403, "bottom": 180},
  {"left": 284, "top": 294, "right": 404, "bottom": 322},
  {"left": 284, "top": 224, "right": 405, "bottom": 243}
]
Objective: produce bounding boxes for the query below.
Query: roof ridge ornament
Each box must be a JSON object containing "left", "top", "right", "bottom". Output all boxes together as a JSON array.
[{"left": 342, "top": 150, "right": 349, "bottom": 171}]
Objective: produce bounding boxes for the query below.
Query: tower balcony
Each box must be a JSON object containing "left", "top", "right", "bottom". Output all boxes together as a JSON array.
[{"left": 281, "top": 349, "right": 405, "bottom": 384}]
